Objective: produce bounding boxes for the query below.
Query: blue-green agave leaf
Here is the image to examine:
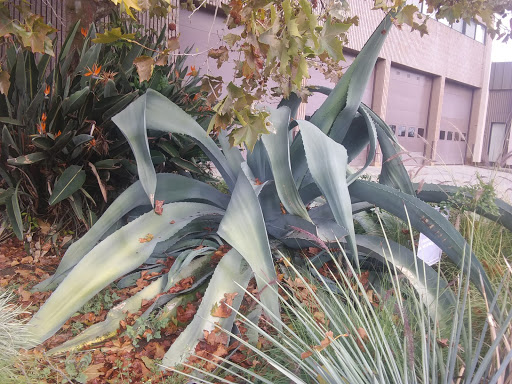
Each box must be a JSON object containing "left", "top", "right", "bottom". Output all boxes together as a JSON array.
[
  {"left": 349, "top": 180, "right": 496, "bottom": 305},
  {"left": 48, "top": 256, "right": 212, "bottom": 355},
  {"left": 299, "top": 120, "right": 358, "bottom": 266},
  {"left": 161, "top": 249, "right": 253, "bottom": 368},
  {"left": 416, "top": 183, "right": 512, "bottom": 232},
  {"left": 28, "top": 202, "right": 224, "bottom": 345},
  {"left": 33, "top": 174, "right": 229, "bottom": 292},
  {"left": 217, "top": 173, "right": 281, "bottom": 325},
  {"left": 261, "top": 107, "right": 311, "bottom": 222}
]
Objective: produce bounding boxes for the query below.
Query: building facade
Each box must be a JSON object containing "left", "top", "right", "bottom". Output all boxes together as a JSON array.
[
  {"left": 482, "top": 62, "right": 512, "bottom": 167},
  {"left": 179, "top": 1, "right": 493, "bottom": 166}
]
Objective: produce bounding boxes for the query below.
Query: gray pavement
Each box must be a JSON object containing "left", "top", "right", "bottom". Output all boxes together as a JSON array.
[{"left": 362, "top": 165, "right": 512, "bottom": 201}]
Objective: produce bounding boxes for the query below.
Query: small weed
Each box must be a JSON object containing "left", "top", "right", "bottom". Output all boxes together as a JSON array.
[
  {"left": 80, "top": 289, "right": 120, "bottom": 315},
  {"left": 64, "top": 353, "right": 92, "bottom": 384}
]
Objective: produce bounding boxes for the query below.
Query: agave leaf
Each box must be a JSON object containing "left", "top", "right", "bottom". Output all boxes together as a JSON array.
[
  {"left": 246, "top": 139, "right": 272, "bottom": 182},
  {"left": 355, "top": 235, "right": 456, "bottom": 323},
  {"left": 217, "top": 173, "right": 281, "bottom": 325},
  {"left": 359, "top": 103, "right": 415, "bottom": 195},
  {"left": 33, "top": 174, "right": 229, "bottom": 292},
  {"left": 415, "top": 183, "right": 512, "bottom": 232},
  {"left": 277, "top": 92, "right": 302, "bottom": 120},
  {"left": 111, "top": 95, "right": 155, "bottom": 205},
  {"left": 161, "top": 249, "right": 253, "bottom": 368},
  {"left": 28, "top": 202, "right": 224, "bottom": 344},
  {"left": 218, "top": 129, "right": 243, "bottom": 177},
  {"left": 48, "top": 256, "right": 211, "bottom": 354},
  {"left": 348, "top": 180, "right": 495, "bottom": 305},
  {"left": 49, "top": 165, "right": 86, "bottom": 205},
  {"left": 345, "top": 106, "right": 377, "bottom": 185},
  {"left": 299, "top": 120, "right": 358, "bottom": 266},
  {"left": 112, "top": 90, "right": 236, "bottom": 204},
  {"left": 261, "top": 107, "right": 311, "bottom": 222},
  {"left": 290, "top": 15, "right": 393, "bottom": 188}
]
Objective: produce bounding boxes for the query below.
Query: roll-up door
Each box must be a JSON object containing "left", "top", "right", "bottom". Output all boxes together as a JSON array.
[
  {"left": 436, "top": 82, "right": 473, "bottom": 164},
  {"left": 386, "top": 66, "right": 432, "bottom": 165}
]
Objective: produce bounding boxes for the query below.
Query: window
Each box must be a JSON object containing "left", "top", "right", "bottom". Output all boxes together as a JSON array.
[
  {"left": 417, "top": 128, "right": 425, "bottom": 137},
  {"left": 447, "top": 131, "right": 453, "bottom": 140},
  {"left": 454, "top": 132, "right": 460, "bottom": 141},
  {"left": 475, "top": 24, "right": 486, "bottom": 43},
  {"left": 390, "top": 124, "right": 396, "bottom": 134},
  {"left": 408, "top": 127, "right": 415, "bottom": 137},
  {"left": 464, "top": 21, "right": 476, "bottom": 39},
  {"left": 452, "top": 19, "right": 464, "bottom": 33},
  {"left": 439, "top": 130, "right": 446, "bottom": 140},
  {"left": 399, "top": 126, "right": 406, "bottom": 137},
  {"left": 462, "top": 133, "right": 467, "bottom": 141}
]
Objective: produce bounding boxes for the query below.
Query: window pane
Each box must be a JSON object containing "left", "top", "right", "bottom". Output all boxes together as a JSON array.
[
  {"left": 454, "top": 132, "right": 460, "bottom": 141},
  {"left": 408, "top": 127, "right": 415, "bottom": 137},
  {"left": 440, "top": 130, "right": 445, "bottom": 140},
  {"left": 399, "top": 126, "right": 406, "bottom": 137},
  {"left": 417, "top": 128, "right": 425, "bottom": 137},
  {"left": 462, "top": 133, "right": 467, "bottom": 141},
  {"left": 452, "top": 19, "right": 463, "bottom": 32},
  {"left": 475, "top": 24, "right": 486, "bottom": 43},
  {"left": 390, "top": 124, "right": 396, "bottom": 134},
  {"left": 464, "top": 21, "right": 476, "bottom": 39},
  {"left": 447, "top": 131, "right": 453, "bottom": 140}
]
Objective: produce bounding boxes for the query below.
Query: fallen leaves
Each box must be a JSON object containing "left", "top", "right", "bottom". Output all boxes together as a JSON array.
[
  {"left": 138, "top": 233, "right": 154, "bottom": 243},
  {"left": 154, "top": 200, "right": 164, "bottom": 215},
  {"left": 211, "top": 292, "right": 238, "bottom": 318}
]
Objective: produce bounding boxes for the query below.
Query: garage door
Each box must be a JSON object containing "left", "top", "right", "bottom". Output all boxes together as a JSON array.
[
  {"left": 386, "top": 66, "right": 432, "bottom": 165},
  {"left": 436, "top": 82, "right": 473, "bottom": 164}
]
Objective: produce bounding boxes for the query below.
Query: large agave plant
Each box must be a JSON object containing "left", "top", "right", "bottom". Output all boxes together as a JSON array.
[{"left": 28, "top": 14, "right": 512, "bottom": 370}]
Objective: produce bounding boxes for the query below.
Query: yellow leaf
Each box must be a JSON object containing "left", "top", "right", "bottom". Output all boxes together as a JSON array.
[{"left": 110, "top": 0, "right": 141, "bottom": 18}]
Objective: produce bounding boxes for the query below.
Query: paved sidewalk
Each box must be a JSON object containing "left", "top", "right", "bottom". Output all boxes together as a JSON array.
[{"left": 362, "top": 165, "right": 512, "bottom": 201}]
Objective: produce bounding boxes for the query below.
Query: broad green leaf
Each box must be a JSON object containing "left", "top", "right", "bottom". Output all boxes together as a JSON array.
[
  {"left": 28, "top": 202, "right": 224, "bottom": 344},
  {"left": 33, "top": 174, "right": 229, "bottom": 291},
  {"left": 161, "top": 249, "right": 253, "bottom": 367},
  {"left": 218, "top": 173, "right": 281, "bottom": 325},
  {"left": 58, "top": 21, "right": 80, "bottom": 63},
  {"left": 49, "top": 166, "right": 86, "bottom": 205},
  {"left": 246, "top": 139, "right": 272, "bottom": 182},
  {"left": 62, "top": 87, "right": 90, "bottom": 114},
  {"left": 261, "top": 107, "right": 311, "bottom": 222},
  {"left": 103, "top": 79, "right": 117, "bottom": 97},
  {"left": 157, "top": 141, "right": 180, "bottom": 158},
  {"left": 75, "top": 43, "right": 101, "bottom": 87},
  {"left": 48, "top": 256, "right": 210, "bottom": 354},
  {"left": 7, "top": 152, "right": 47, "bottom": 166},
  {"left": 5, "top": 183, "right": 23, "bottom": 240},
  {"left": 299, "top": 120, "right": 358, "bottom": 266},
  {"left": 349, "top": 180, "right": 496, "bottom": 306},
  {"left": 2, "top": 126, "right": 20, "bottom": 155},
  {"left": 32, "top": 136, "right": 54, "bottom": 150},
  {"left": 0, "top": 117, "right": 21, "bottom": 126},
  {"left": 319, "top": 16, "right": 350, "bottom": 62}
]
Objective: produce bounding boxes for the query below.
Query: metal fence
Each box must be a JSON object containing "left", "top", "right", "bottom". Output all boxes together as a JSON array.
[{"left": 2, "top": 0, "right": 178, "bottom": 63}]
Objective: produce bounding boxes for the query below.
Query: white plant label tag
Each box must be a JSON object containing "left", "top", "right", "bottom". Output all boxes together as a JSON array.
[{"left": 417, "top": 206, "right": 448, "bottom": 266}]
